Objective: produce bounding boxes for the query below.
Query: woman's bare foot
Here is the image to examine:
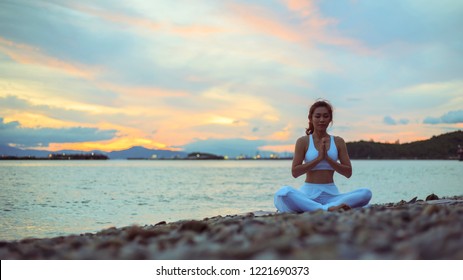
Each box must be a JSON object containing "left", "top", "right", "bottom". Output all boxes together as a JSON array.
[{"left": 328, "top": 203, "right": 352, "bottom": 212}]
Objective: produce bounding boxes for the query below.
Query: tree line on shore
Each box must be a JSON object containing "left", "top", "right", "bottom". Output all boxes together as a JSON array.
[{"left": 346, "top": 130, "right": 463, "bottom": 159}]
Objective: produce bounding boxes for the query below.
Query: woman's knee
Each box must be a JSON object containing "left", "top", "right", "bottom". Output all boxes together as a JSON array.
[
  {"left": 275, "top": 186, "right": 295, "bottom": 197},
  {"left": 361, "top": 188, "right": 372, "bottom": 199},
  {"left": 356, "top": 188, "right": 372, "bottom": 202}
]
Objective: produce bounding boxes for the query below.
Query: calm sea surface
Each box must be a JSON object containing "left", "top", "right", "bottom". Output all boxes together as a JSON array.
[{"left": 0, "top": 160, "right": 461, "bottom": 240}]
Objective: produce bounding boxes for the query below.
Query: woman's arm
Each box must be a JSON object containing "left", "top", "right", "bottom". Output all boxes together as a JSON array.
[
  {"left": 291, "top": 136, "right": 324, "bottom": 178},
  {"left": 325, "top": 136, "right": 352, "bottom": 178}
]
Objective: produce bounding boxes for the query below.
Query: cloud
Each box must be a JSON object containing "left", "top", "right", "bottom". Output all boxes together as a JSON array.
[
  {"left": 227, "top": 0, "right": 367, "bottom": 53},
  {"left": 423, "top": 110, "right": 463, "bottom": 124},
  {"left": 1, "top": 0, "right": 462, "bottom": 149},
  {"left": 0, "top": 37, "right": 97, "bottom": 79},
  {"left": 383, "top": 116, "right": 409, "bottom": 125},
  {"left": 0, "top": 117, "right": 117, "bottom": 148},
  {"left": 0, "top": 95, "right": 122, "bottom": 125}
]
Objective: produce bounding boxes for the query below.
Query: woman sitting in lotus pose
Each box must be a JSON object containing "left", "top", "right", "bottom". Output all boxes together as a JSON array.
[{"left": 274, "top": 100, "right": 372, "bottom": 212}]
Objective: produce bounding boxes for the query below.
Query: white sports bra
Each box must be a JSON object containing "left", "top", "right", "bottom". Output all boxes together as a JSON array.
[{"left": 304, "top": 134, "right": 338, "bottom": 170}]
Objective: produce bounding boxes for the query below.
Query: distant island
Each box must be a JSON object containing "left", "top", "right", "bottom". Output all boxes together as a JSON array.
[
  {"left": 1, "top": 153, "right": 108, "bottom": 160},
  {"left": 186, "top": 152, "right": 225, "bottom": 160},
  {"left": 1, "top": 130, "right": 462, "bottom": 160}
]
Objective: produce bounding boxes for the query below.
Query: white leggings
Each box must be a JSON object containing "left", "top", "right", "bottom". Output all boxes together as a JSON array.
[{"left": 274, "top": 182, "right": 372, "bottom": 213}]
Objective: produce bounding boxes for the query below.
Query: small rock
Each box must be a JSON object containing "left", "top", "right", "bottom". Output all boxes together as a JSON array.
[
  {"left": 178, "top": 220, "right": 209, "bottom": 233},
  {"left": 426, "top": 193, "right": 439, "bottom": 201}
]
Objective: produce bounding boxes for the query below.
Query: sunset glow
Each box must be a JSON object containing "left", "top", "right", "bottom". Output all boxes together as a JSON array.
[{"left": 1, "top": 0, "right": 462, "bottom": 155}]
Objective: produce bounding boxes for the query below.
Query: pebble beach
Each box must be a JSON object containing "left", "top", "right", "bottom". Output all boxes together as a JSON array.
[{"left": 1, "top": 195, "right": 462, "bottom": 260}]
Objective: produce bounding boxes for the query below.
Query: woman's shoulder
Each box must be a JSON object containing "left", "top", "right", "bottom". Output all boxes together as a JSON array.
[
  {"left": 333, "top": 135, "right": 347, "bottom": 146},
  {"left": 295, "top": 135, "right": 310, "bottom": 148},
  {"left": 296, "top": 135, "right": 310, "bottom": 143}
]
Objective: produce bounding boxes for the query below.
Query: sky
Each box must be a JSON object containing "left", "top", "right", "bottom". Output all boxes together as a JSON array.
[{"left": 1, "top": 0, "right": 462, "bottom": 155}]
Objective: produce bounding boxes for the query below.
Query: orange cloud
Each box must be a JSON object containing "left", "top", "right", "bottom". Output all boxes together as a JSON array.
[
  {"left": 200, "top": 86, "right": 280, "bottom": 123},
  {"left": 98, "top": 82, "right": 190, "bottom": 99},
  {"left": 168, "top": 24, "right": 224, "bottom": 36},
  {"left": 259, "top": 144, "right": 294, "bottom": 153},
  {"left": 0, "top": 37, "right": 97, "bottom": 79},
  {"left": 227, "top": 1, "right": 370, "bottom": 54},
  {"left": 228, "top": 3, "right": 302, "bottom": 43},
  {"left": 43, "top": 120, "right": 171, "bottom": 152},
  {"left": 64, "top": 2, "right": 160, "bottom": 31},
  {"left": 269, "top": 125, "right": 292, "bottom": 141},
  {"left": 283, "top": 1, "right": 372, "bottom": 53},
  {"left": 64, "top": 2, "right": 223, "bottom": 37},
  {"left": 2, "top": 113, "right": 78, "bottom": 129},
  {"left": 47, "top": 136, "right": 169, "bottom": 152},
  {"left": 282, "top": 0, "right": 317, "bottom": 17}
]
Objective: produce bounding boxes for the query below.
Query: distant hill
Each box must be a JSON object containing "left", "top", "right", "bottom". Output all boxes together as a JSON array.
[
  {"left": 347, "top": 130, "right": 463, "bottom": 159},
  {"left": 0, "top": 145, "right": 187, "bottom": 159},
  {"left": 0, "top": 145, "right": 50, "bottom": 157},
  {"left": 108, "top": 146, "right": 187, "bottom": 159}
]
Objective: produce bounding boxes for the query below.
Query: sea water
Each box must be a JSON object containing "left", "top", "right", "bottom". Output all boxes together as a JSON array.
[{"left": 0, "top": 160, "right": 461, "bottom": 240}]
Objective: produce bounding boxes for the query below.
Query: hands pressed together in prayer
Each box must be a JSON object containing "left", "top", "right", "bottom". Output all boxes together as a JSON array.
[{"left": 317, "top": 136, "right": 331, "bottom": 161}]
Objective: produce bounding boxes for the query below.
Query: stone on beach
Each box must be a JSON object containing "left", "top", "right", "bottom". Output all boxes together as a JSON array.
[{"left": 1, "top": 196, "right": 463, "bottom": 260}]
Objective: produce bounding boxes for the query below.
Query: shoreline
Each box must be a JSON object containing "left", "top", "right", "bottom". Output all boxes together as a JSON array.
[
  {"left": 1, "top": 195, "right": 462, "bottom": 259},
  {"left": 1, "top": 158, "right": 462, "bottom": 161}
]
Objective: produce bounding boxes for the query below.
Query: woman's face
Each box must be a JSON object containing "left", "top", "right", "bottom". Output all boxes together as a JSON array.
[{"left": 311, "top": 106, "right": 331, "bottom": 131}]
